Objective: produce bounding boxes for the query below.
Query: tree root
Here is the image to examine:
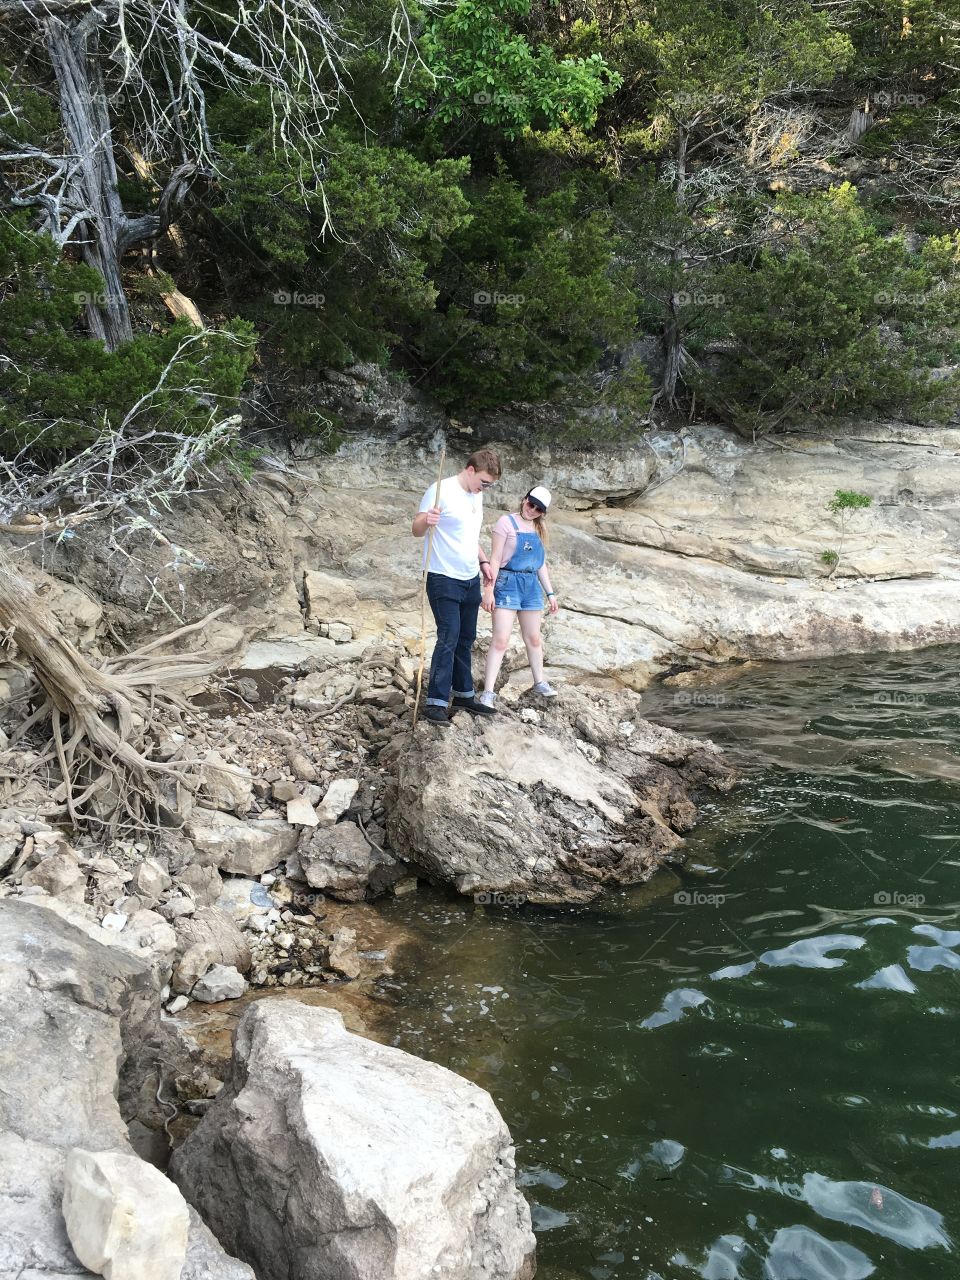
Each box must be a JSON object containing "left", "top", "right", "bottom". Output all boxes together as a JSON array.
[
  {"left": 0, "top": 554, "right": 228, "bottom": 836},
  {"left": 303, "top": 659, "right": 395, "bottom": 723}
]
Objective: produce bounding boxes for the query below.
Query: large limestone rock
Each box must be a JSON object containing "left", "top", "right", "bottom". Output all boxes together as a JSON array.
[
  {"left": 294, "top": 420, "right": 960, "bottom": 683},
  {"left": 29, "top": 408, "right": 960, "bottom": 687},
  {"left": 20, "top": 408, "right": 960, "bottom": 677},
  {"left": 302, "top": 568, "right": 359, "bottom": 624},
  {"left": 0, "top": 899, "right": 253, "bottom": 1280},
  {"left": 9, "top": 895, "right": 179, "bottom": 985},
  {"left": 533, "top": 422, "right": 960, "bottom": 675},
  {"left": 297, "top": 820, "right": 403, "bottom": 901},
  {"left": 170, "top": 1000, "right": 536, "bottom": 1280},
  {"left": 172, "top": 906, "right": 252, "bottom": 994},
  {"left": 198, "top": 751, "right": 254, "bottom": 816},
  {"left": 63, "top": 1149, "right": 190, "bottom": 1280},
  {"left": 186, "top": 806, "right": 299, "bottom": 875},
  {"left": 386, "top": 685, "right": 733, "bottom": 904}
]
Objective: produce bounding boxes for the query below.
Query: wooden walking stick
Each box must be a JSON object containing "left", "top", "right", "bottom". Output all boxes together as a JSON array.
[{"left": 412, "top": 445, "right": 446, "bottom": 725}]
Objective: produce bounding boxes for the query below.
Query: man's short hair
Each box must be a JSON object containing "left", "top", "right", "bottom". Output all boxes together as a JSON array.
[{"left": 465, "top": 448, "right": 502, "bottom": 479}]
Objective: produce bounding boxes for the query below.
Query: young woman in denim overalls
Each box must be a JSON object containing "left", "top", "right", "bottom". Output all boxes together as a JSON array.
[{"left": 479, "top": 485, "right": 559, "bottom": 709}]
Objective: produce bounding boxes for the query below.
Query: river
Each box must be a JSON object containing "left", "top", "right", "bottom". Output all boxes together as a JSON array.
[{"left": 377, "top": 648, "right": 960, "bottom": 1279}]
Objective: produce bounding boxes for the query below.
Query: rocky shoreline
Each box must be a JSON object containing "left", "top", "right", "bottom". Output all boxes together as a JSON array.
[
  {"left": 10, "top": 403, "right": 951, "bottom": 1277},
  {"left": 0, "top": 592, "right": 731, "bottom": 1278},
  {"left": 0, "top": 896, "right": 536, "bottom": 1280}
]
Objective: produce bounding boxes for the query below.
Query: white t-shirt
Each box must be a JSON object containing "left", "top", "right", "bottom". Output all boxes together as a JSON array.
[{"left": 418, "top": 475, "right": 483, "bottom": 579}]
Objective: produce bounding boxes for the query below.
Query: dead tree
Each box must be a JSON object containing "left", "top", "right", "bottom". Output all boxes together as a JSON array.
[{"left": 0, "top": 0, "right": 433, "bottom": 349}]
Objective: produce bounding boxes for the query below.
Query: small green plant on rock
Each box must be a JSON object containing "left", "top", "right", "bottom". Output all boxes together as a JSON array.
[{"left": 821, "top": 489, "right": 873, "bottom": 579}]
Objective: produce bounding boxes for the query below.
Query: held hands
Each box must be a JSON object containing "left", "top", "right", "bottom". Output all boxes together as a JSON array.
[
  {"left": 480, "top": 560, "right": 494, "bottom": 584},
  {"left": 481, "top": 586, "right": 495, "bottom": 614}
]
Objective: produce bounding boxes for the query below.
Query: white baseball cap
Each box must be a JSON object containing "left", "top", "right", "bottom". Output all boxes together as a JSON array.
[{"left": 527, "top": 485, "right": 552, "bottom": 511}]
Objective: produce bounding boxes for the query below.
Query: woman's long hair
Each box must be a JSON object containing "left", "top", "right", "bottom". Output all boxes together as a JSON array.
[{"left": 521, "top": 494, "right": 548, "bottom": 545}]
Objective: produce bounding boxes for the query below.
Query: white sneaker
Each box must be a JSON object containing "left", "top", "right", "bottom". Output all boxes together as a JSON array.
[
  {"left": 532, "top": 681, "right": 557, "bottom": 697},
  {"left": 478, "top": 690, "right": 497, "bottom": 708}
]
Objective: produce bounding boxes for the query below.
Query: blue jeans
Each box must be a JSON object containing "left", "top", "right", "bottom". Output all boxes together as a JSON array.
[{"left": 426, "top": 573, "right": 481, "bottom": 707}]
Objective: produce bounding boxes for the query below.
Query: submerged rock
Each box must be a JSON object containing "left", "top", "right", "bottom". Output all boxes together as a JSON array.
[
  {"left": 170, "top": 1000, "right": 537, "bottom": 1280},
  {"left": 387, "top": 685, "right": 732, "bottom": 904}
]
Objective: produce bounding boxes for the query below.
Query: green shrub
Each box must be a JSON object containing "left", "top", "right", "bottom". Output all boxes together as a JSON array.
[
  {"left": 0, "top": 218, "right": 255, "bottom": 457},
  {"left": 694, "top": 185, "right": 960, "bottom": 434}
]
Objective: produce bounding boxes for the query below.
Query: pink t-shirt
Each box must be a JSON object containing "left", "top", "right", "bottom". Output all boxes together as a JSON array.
[{"left": 493, "top": 513, "right": 536, "bottom": 567}]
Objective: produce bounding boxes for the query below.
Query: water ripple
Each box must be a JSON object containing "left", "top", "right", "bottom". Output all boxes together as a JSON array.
[{"left": 802, "top": 1173, "right": 951, "bottom": 1250}]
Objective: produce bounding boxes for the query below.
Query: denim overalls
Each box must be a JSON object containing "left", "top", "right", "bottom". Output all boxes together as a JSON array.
[{"left": 494, "top": 514, "right": 545, "bottom": 611}]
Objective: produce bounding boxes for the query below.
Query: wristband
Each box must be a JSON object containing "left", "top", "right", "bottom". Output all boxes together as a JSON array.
[{"left": 547, "top": 592, "right": 556, "bottom": 597}]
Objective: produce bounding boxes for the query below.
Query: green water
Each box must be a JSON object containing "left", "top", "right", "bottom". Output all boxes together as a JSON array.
[{"left": 380, "top": 648, "right": 960, "bottom": 1280}]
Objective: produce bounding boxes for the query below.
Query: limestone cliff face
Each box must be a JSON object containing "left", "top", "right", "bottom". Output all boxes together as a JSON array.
[{"left": 10, "top": 364, "right": 960, "bottom": 683}]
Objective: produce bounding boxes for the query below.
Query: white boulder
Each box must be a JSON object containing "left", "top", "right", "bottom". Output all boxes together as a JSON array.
[
  {"left": 317, "top": 778, "right": 359, "bottom": 824},
  {"left": 186, "top": 808, "right": 298, "bottom": 876},
  {"left": 192, "top": 964, "right": 247, "bottom": 1003},
  {"left": 170, "top": 1000, "right": 536, "bottom": 1280},
  {"left": 63, "top": 1148, "right": 189, "bottom": 1280}
]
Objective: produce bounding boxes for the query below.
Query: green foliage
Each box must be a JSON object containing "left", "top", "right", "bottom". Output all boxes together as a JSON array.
[
  {"left": 693, "top": 185, "right": 960, "bottom": 434},
  {"left": 207, "top": 123, "right": 470, "bottom": 369},
  {"left": 407, "top": 0, "right": 619, "bottom": 139},
  {"left": 821, "top": 488, "right": 872, "bottom": 575},
  {"left": 828, "top": 489, "right": 873, "bottom": 515},
  {"left": 0, "top": 217, "right": 255, "bottom": 457},
  {"left": 0, "top": 64, "right": 57, "bottom": 145},
  {"left": 417, "top": 174, "right": 636, "bottom": 409},
  {"left": 581, "top": 0, "right": 853, "bottom": 154},
  {"left": 3, "top": 0, "right": 959, "bottom": 450}
]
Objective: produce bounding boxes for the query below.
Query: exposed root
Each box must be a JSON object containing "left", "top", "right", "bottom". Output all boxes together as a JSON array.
[{"left": 0, "top": 554, "right": 228, "bottom": 836}]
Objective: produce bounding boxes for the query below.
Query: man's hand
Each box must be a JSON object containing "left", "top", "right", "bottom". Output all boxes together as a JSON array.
[
  {"left": 481, "top": 587, "right": 495, "bottom": 614},
  {"left": 412, "top": 506, "right": 443, "bottom": 537},
  {"left": 480, "top": 560, "right": 494, "bottom": 583}
]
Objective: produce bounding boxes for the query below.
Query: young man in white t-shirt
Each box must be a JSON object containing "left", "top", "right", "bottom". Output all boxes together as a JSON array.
[{"left": 412, "top": 449, "right": 501, "bottom": 725}]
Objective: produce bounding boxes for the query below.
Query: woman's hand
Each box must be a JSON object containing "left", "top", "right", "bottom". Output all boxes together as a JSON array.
[
  {"left": 481, "top": 586, "right": 495, "bottom": 614},
  {"left": 548, "top": 593, "right": 559, "bottom": 615}
]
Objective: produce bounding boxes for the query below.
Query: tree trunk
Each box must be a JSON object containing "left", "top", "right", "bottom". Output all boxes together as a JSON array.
[
  {"left": 45, "top": 12, "right": 134, "bottom": 349},
  {"left": 656, "top": 127, "right": 689, "bottom": 409},
  {"left": 660, "top": 284, "right": 683, "bottom": 407}
]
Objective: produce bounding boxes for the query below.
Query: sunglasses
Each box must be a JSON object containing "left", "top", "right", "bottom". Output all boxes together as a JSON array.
[{"left": 525, "top": 497, "right": 546, "bottom": 514}]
